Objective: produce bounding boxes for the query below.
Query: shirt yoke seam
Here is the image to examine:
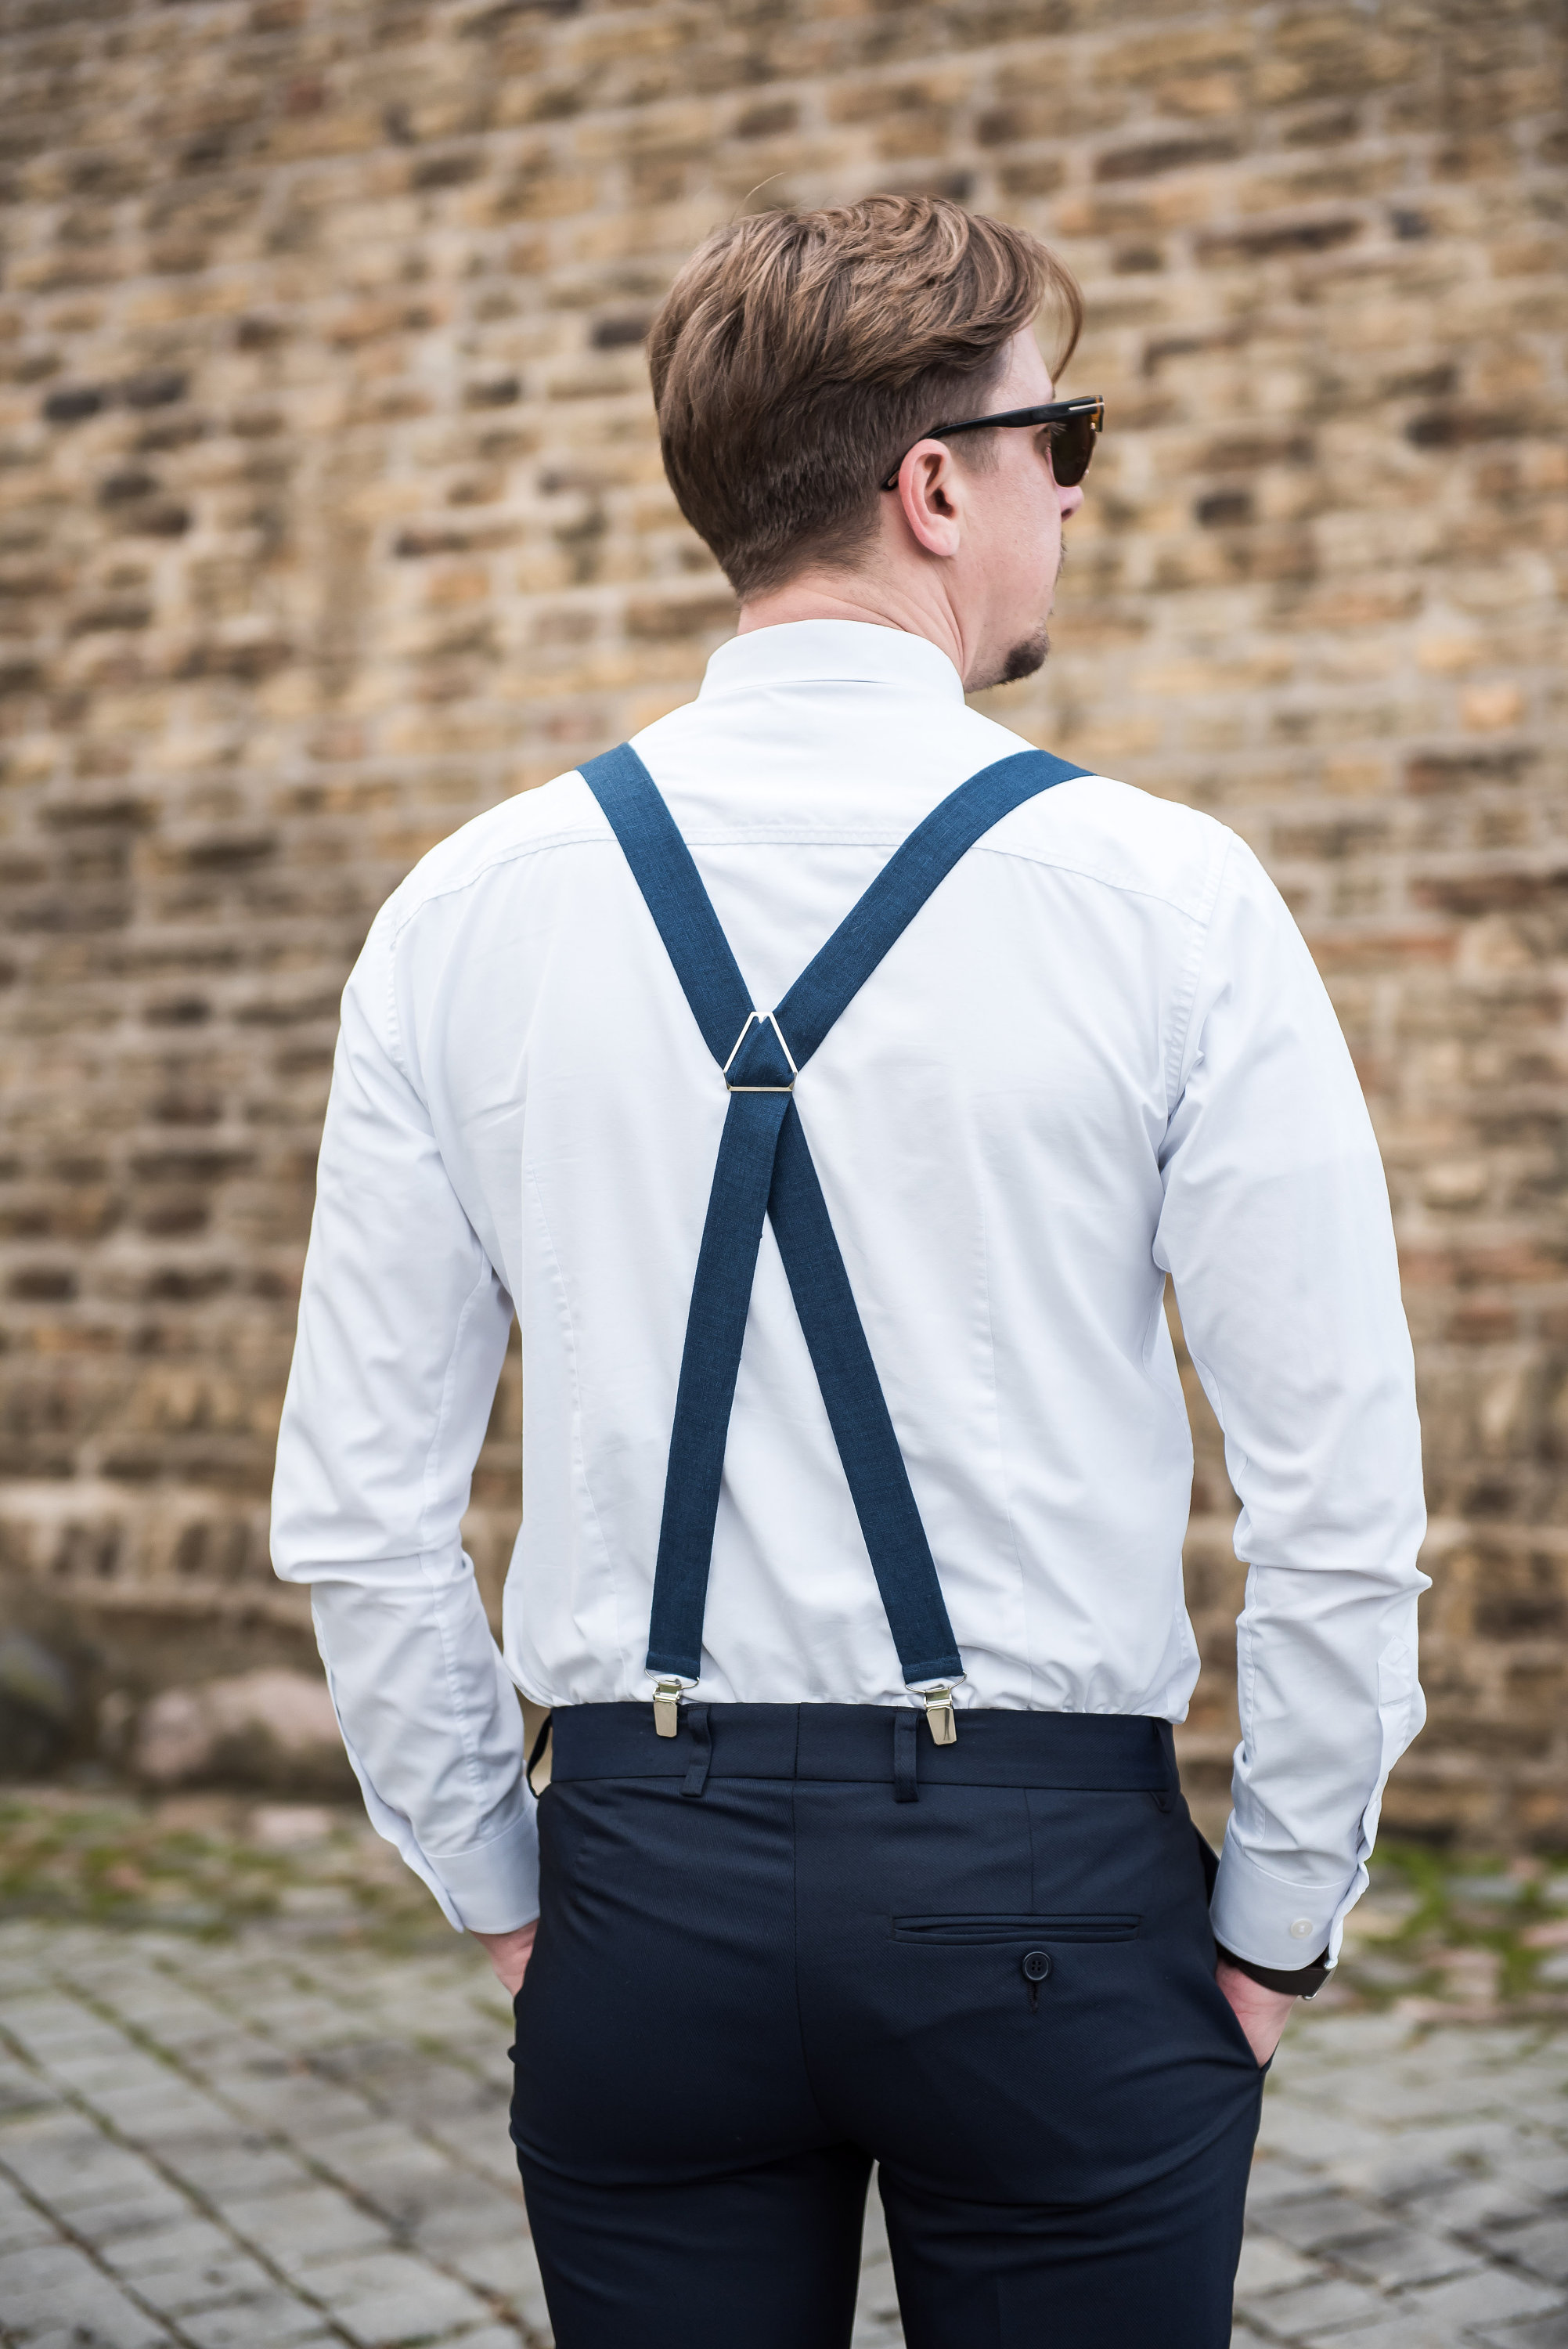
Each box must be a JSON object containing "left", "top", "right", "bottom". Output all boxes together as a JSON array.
[
  {"left": 970, "top": 835, "right": 1223, "bottom": 922},
  {"left": 384, "top": 821, "right": 1227, "bottom": 944},
  {"left": 384, "top": 821, "right": 610, "bottom": 945}
]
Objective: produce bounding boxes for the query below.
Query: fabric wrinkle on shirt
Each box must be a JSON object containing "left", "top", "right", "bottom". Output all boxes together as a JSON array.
[{"left": 271, "top": 619, "right": 1429, "bottom": 1972}]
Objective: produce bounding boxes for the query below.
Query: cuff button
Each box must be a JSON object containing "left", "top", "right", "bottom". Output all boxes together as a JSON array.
[{"left": 1289, "top": 1918, "right": 1314, "bottom": 1939}]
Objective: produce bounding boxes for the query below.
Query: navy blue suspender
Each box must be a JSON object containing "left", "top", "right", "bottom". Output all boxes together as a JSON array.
[{"left": 579, "top": 740, "right": 1087, "bottom": 1732}]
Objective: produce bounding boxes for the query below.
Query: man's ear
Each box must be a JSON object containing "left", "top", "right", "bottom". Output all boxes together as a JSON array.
[{"left": 895, "top": 442, "right": 964, "bottom": 560}]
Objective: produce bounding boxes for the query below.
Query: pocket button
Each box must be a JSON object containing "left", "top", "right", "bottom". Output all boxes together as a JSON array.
[{"left": 1022, "top": 1950, "right": 1052, "bottom": 1983}]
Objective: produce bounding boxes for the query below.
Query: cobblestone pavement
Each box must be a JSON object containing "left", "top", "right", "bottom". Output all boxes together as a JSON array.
[{"left": 4, "top": 1795, "right": 1568, "bottom": 2346}]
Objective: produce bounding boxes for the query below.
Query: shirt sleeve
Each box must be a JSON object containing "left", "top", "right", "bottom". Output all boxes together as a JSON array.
[
  {"left": 1155, "top": 835, "right": 1429, "bottom": 1974},
  {"left": 269, "top": 901, "right": 536, "bottom": 1935}
]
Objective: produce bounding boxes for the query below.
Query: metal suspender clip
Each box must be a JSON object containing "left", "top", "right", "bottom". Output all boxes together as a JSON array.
[
  {"left": 921, "top": 1686, "right": 957, "bottom": 1745},
  {"left": 652, "top": 1678, "right": 686, "bottom": 1737}
]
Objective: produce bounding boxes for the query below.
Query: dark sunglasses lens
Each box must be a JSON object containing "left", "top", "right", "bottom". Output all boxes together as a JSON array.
[{"left": 1050, "top": 413, "right": 1095, "bottom": 486}]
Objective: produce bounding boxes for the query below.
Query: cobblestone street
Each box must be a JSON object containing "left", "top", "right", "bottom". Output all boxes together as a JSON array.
[{"left": 4, "top": 1797, "right": 1568, "bottom": 2347}]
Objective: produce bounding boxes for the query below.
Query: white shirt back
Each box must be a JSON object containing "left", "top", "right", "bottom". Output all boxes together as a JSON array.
[{"left": 272, "top": 621, "right": 1426, "bottom": 1966}]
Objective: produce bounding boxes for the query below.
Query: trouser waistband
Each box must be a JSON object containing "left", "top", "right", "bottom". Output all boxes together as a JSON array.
[{"left": 543, "top": 1702, "right": 1177, "bottom": 1799}]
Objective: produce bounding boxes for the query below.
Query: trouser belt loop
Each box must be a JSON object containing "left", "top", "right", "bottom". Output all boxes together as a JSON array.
[
  {"left": 1155, "top": 1719, "right": 1177, "bottom": 1811},
  {"left": 679, "top": 1705, "right": 712, "bottom": 1798},
  {"left": 892, "top": 1706, "right": 919, "bottom": 1803}
]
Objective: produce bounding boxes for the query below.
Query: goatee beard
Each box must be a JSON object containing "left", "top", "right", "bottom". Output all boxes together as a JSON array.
[
  {"left": 998, "top": 626, "right": 1050, "bottom": 685},
  {"left": 973, "top": 624, "right": 1050, "bottom": 691},
  {"left": 973, "top": 547, "right": 1065, "bottom": 691}
]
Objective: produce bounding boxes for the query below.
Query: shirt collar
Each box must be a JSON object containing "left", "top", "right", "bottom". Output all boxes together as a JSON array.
[{"left": 697, "top": 619, "right": 965, "bottom": 705}]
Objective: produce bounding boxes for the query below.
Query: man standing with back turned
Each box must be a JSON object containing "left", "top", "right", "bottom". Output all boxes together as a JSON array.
[{"left": 272, "top": 197, "right": 1427, "bottom": 2347}]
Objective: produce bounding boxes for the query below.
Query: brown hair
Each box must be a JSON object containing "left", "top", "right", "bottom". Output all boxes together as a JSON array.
[{"left": 647, "top": 195, "right": 1083, "bottom": 600}]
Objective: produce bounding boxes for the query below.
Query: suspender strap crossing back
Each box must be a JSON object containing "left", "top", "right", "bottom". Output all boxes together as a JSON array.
[{"left": 580, "top": 741, "right": 1088, "bottom": 1694}]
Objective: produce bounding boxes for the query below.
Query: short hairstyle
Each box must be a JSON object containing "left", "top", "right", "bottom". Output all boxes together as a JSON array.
[{"left": 647, "top": 195, "right": 1083, "bottom": 600}]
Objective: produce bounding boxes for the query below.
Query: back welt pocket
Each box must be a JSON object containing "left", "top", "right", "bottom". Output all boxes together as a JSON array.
[{"left": 892, "top": 1914, "right": 1141, "bottom": 1946}]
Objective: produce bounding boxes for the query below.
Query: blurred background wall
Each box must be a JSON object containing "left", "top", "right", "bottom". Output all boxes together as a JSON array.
[{"left": 0, "top": 0, "right": 1563, "bottom": 1830}]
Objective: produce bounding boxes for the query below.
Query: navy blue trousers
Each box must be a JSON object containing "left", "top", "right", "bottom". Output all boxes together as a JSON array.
[{"left": 509, "top": 1705, "right": 1263, "bottom": 2349}]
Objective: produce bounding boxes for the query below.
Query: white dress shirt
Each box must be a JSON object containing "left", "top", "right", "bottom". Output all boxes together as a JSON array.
[{"left": 272, "top": 619, "right": 1427, "bottom": 1972}]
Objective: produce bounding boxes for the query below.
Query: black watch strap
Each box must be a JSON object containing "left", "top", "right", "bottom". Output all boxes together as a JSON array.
[{"left": 1216, "top": 1941, "right": 1332, "bottom": 2000}]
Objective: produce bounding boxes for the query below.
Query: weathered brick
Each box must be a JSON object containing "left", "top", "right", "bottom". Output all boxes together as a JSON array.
[{"left": 0, "top": 0, "right": 1561, "bottom": 1840}]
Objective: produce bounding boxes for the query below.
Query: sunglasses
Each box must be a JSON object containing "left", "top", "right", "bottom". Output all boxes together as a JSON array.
[{"left": 880, "top": 394, "right": 1104, "bottom": 493}]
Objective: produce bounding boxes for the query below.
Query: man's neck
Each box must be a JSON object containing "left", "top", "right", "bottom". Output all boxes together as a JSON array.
[{"left": 736, "top": 570, "right": 967, "bottom": 682}]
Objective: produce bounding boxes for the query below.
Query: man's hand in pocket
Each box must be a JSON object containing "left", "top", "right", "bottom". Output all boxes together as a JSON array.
[
  {"left": 1217, "top": 1958, "right": 1295, "bottom": 2066},
  {"left": 474, "top": 1920, "right": 538, "bottom": 1997}
]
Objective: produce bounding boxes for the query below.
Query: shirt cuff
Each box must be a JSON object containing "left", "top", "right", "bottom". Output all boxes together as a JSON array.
[
  {"left": 1209, "top": 1824, "right": 1345, "bottom": 1974},
  {"left": 424, "top": 1806, "right": 540, "bottom": 1935}
]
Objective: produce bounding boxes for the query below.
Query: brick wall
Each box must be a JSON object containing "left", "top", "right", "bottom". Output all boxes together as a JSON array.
[{"left": 1, "top": 0, "right": 1564, "bottom": 1834}]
